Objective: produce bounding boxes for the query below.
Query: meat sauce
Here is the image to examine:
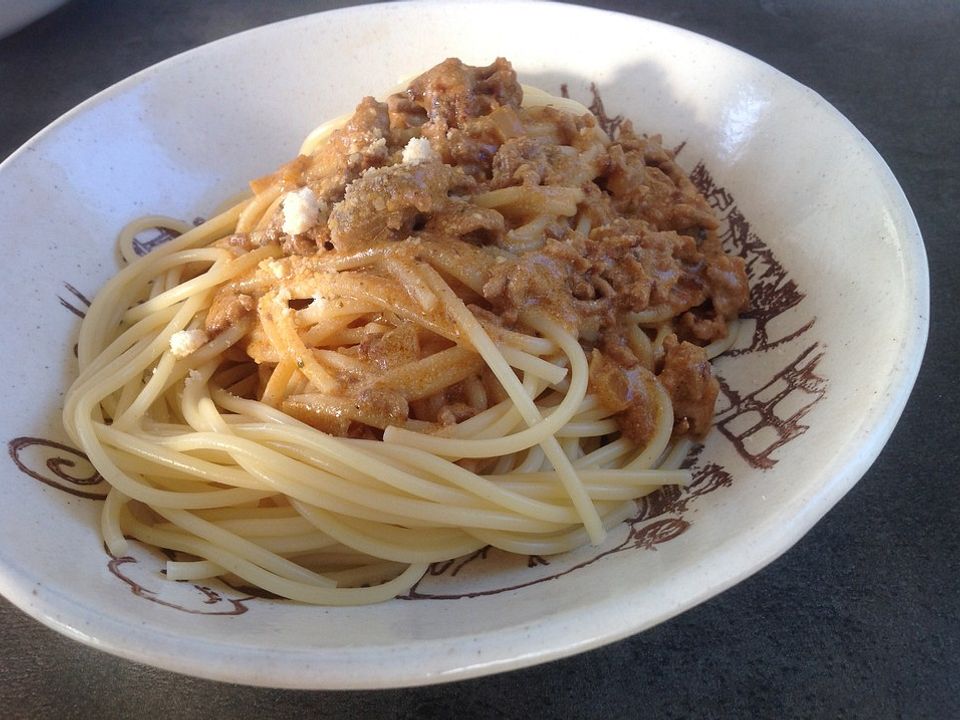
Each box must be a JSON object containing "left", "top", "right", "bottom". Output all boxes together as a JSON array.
[{"left": 207, "top": 58, "right": 749, "bottom": 443}]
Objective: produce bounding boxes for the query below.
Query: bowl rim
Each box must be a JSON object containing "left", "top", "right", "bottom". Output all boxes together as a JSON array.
[{"left": 0, "top": 0, "right": 929, "bottom": 689}]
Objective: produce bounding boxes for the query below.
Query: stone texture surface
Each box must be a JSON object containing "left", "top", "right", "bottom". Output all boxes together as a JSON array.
[{"left": 1, "top": 1, "right": 957, "bottom": 717}]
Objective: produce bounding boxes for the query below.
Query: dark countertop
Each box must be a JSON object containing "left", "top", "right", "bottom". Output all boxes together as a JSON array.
[{"left": 1, "top": 1, "right": 957, "bottom": 717}]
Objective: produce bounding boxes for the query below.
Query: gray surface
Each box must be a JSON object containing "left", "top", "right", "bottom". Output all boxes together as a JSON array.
[{"left": 1, "top": 1, "right": 957, "bottom": 717}]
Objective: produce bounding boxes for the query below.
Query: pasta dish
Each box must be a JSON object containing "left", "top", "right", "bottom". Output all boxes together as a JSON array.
[{"left": 63, "top": 58, "right": 749, "bottom": 605}]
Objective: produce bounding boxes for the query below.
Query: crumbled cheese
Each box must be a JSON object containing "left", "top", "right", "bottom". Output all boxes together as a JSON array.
[
  {"left": 401, "top": 137, "right": 438, "bottom": 165},
  {"left": 281, "top": 186, "right": 321, "bottom": 236},
  {"left": 364, "top": 137, "right": 387, "bottom": 157},
  {"left": 266, "top": 259, "right": 285, "bottom": 279},
  {"left": 169, "top": 329, "right": 209, "bottom": 358}
]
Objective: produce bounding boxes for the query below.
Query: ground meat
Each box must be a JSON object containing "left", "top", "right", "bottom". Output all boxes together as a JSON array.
[
  {"left": 589, "top": 350, "right": 632, "bottom": 413},
  {"left": 599, "top": 327, "right": 641, "bottom": 368},
  {"left": 705, "top": 253, "right": 750, "bottom": 317},
  {"left": 303, "top": 96, "right": 395, "bottom": 201},
  {"left": 491, "top": 137, "right": 552, "bottom": 187},
  {"left": 408, "top": 376, "right": 482, "bottom": 426},
  {"left": 584, "top": 222, "right": 683, "bottom": 313},
  {"left": 205, "top": 290, "right": 255, "bottom": 334},
  {"left": 358, "top": 323, "right": 420, "bottom": 371},
  {"left": 432, "top": 127, "right": 503, "bottom": 181},
  {"left": 327, "top": 161, "right": 475, "bottom": 252},
  {"left": 482, "top": 216, "right": 729, "bottom": 336},
  {"left": 600, "top": 125, "right": 718, "bottom": 236},
  {"left": 482, "top": 237, "right": 589, "bottom": 331},
  {"left": 588, "top": 350, "right": 657, "bottom": 446},
  {"left": 403, "top": 57, "right": 523, "bottom": 129},
  {"left": 588, "top": 218, "right": 747, "bottom": 326},
  {"left": 390, "top": 58, "right": 524, "bottom": 180},
  {"left": 280, "top": 233, "right": 318, "bottom": 257},
  {"left": 577, "top": 182, "right": 616, "bottom": 228},
  {"left": 421, "top": 201, "right": 504, "bottom": 245},
  {"left": 676, "top": 307, "right": 730, "bottom": 344},
  {"left": 490, "top": 136, "right": 582, "bottom": 188},
  {"left": 656, "top": 335, "right": 719, "bottom": 438},
  {"left": 436, "top": 402, "right": 476, "bottom": 426},
  {"left": 387, "top": 93, "right": 428, "bottom": 130},
  {"left": 223, "top": 208, "right": 322, "bottom": 257}
]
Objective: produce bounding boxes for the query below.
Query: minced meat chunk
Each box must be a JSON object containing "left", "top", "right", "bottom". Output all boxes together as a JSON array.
[
  {"left": 403, "top": 57, "right": 523, "bottom": 129},
  {"left": 328, "top": 161, "right": 504, "bottom": 252},
  {"left": 303, "top": 97, "right": 395, "bottom": 201},
  {"left": 327, "top": 161, "right": 475, "bottom": 252},
  {"left": 657, "top": 335, "right": 719, "bottom": 438},
  {"left": 390, "top": 58, "right": 524, "bottom": 180}
]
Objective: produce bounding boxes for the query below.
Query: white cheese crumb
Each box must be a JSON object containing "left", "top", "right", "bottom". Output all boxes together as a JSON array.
[
  {"left": 401, "top": 137, "right": 438, "bottom": 165},
  {"left": 281, "top": 186, "right": 321, "bottom": 235},
  {"left": 267, "top": 259, "right": 285, "bottom": 279},
  {"left": 364, "top": 137, "right": 387, "bottom": 157},
  {"left": 169, "top": 329, "right": 209, "bottom": 358}
]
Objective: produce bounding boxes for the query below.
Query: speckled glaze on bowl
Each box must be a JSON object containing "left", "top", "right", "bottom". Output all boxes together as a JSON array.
[{"left": 0, "top": 1, "right": 927, "bottom": 689}]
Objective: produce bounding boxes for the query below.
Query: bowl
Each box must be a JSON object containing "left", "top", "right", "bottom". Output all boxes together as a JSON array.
[{"left": 0, "top": 1, "right": 927, "bottom": 689}]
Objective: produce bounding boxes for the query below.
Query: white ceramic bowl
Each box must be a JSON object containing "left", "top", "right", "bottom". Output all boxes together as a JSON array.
[{"left": 0, "top": 1, "right": 926, "bottom": 689}]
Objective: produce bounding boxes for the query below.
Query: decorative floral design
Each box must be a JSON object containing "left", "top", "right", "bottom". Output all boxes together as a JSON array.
[
  {"left": 716, "top": 344, "right": 826, "bottom": 469},
  {"left": 57, "top": 283, "right": 90, "bottom": 319},
  {"left": 8, "top": 436, "right": 107, "bottom": 500},
  {"left": 130, "top": 217, "right": 203, "bottom": 257},
  {"left": 108, "top": 550, "right": 253, "bottom": 616}
]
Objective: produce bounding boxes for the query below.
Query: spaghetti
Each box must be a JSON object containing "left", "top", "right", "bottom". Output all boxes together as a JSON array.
[{"left": 64, "top": 58, "right": 749, "bottom": 605}]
